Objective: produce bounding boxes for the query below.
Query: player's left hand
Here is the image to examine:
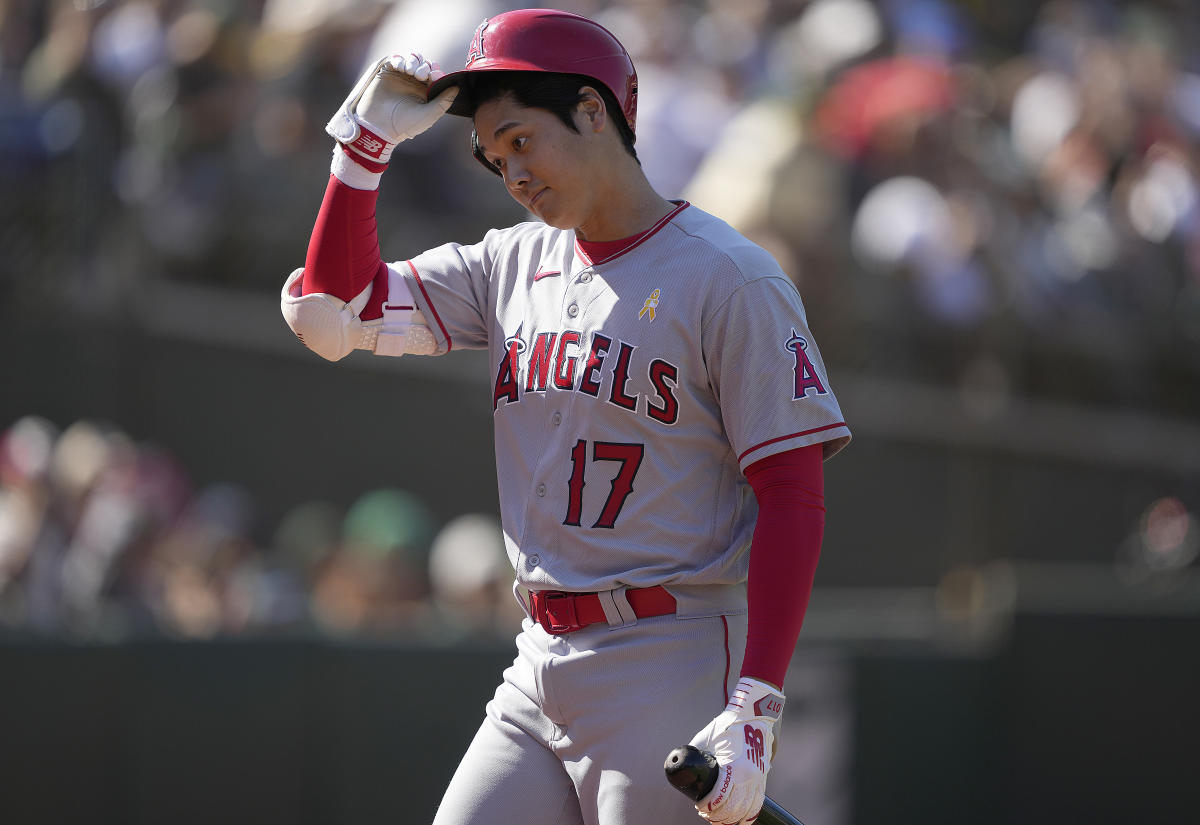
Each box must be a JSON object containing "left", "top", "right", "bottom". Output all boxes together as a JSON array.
[{"left": 689, "top": 677, "right": 785, "bottom": 825}]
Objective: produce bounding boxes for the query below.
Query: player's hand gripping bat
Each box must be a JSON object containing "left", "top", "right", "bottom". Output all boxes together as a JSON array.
[{"left": 664, "top": 745, "right": 805, "bottom": 825}]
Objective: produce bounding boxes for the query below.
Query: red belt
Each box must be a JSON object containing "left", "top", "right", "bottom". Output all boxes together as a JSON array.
[{"left": 529, "top": 586, "right": 677, "bottom": 634}]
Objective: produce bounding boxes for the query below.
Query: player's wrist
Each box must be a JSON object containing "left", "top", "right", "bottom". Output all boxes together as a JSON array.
[
  {"left": 733, "top": 675, "right": 782, "bottom": 694},
  {"left": 331, "top": 144, "right": 384, "bottom": 191},
  {"left": 338, "top": 121, "right": 398, "bottom": 165},
  {"left": 726, "top": 677, "right": 785, "bottom": 718}
]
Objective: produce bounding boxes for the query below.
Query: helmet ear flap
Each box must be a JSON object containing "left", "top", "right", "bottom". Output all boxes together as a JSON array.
[{"left": 471, "top": 129, "right": 503, "bottom": 176}]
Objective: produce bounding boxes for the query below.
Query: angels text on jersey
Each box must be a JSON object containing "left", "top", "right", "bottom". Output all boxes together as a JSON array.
[{"left": 493, "top": 327, "right": 681, "bottom": 425}]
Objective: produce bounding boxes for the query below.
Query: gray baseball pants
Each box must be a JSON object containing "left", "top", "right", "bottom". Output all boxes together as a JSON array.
[{"left": 432, "top": 611, "right": 747, "bottom": 825}]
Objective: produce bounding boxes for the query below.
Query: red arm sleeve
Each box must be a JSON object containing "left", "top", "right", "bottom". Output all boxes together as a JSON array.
[
  {"left": 302, "top": 172, "right": 389, "bottom": 321},
  {"left": 739, "top": 443, "right": 826, "bottom": 688}
]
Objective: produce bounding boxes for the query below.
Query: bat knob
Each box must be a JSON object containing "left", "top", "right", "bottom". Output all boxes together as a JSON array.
[{"left": 664, "top": 745, "right": 719, "bottom": 801}]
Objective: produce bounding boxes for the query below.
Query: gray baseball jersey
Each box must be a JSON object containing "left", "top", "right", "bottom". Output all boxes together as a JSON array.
[{"left": 391, "top": 201, "right": 850, "bottom": 604}]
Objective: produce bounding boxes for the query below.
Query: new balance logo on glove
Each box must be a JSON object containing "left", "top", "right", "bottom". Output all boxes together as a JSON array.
[
  {"left": 354, "top": 134, "right": 386, "bottom": 157},
  {"left": 745, "top": 725, "right": 766, "bottom": 771}
]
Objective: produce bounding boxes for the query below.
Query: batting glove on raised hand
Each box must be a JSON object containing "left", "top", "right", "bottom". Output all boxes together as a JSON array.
[
  {"left": 690, "top": 678, "right": 785, "bottom": 825},
  {"left": 327, "top": 52, "right": 458, "bottom": 165}
]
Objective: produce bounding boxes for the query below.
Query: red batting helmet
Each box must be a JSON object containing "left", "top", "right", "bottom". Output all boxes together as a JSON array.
[{"left": 427, "top": 8, "right": 639, "bottom": 135}]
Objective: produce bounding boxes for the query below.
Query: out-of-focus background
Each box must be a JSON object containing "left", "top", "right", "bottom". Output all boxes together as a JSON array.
[{"left": 1, "top": 0, "right": 1198, "bottom": 823}]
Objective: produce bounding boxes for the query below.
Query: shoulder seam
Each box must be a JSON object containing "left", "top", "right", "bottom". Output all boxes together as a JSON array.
[
  {"left": 664, "top": 215, "right": 801, "bottom": 330},
  {"left": 706, "top": 273, "right": 802, "bottom": 329},
  {"left": 667, "top": 215, "right": 796, "bottom": 293}
]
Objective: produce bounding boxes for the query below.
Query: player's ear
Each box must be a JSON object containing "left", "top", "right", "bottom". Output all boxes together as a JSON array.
[{"left": 575, "top": 86, "right": 607, "bottom": 133}]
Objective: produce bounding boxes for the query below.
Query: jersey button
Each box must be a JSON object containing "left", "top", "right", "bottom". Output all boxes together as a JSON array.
[
  {"left": 551, "top": 412, "right": 562, "bottom": 426},
  {"left": 579, "top": 272, "right": 593, "bottom": 283},
  {"left": 528, "top": 554, "right": 540, "bottom": 567},
  {"left": 536, "top": 483, "right": 546, "bottom": 497},
  {"left": 566, "top": 303, "right": 579, "bottom": 318}
]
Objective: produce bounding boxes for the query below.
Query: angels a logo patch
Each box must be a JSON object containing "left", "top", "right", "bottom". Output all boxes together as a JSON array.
[
  {"left": 466, "top": 20, "right": 489, "bottom": 65},
  {"left": 784, "top": 329, "right": 827, "bottom": 399}
]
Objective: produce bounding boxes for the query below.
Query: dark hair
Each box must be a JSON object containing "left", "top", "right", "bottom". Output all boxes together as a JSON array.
[{"left": 461, "top": 71, "right": 637, "bottom": 174}]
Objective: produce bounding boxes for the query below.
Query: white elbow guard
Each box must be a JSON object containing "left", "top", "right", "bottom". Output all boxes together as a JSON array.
[{"left": 280, "top": 268, "right": 437, "bottom": 361}]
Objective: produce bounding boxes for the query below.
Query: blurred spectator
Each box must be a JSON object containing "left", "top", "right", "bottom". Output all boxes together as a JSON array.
[
  {"left": 310, "top": 486, "right": 436, "bottom": 635},
  {"left": 150, "top": 482, "right": 257, "bottom": 638},
  {"left": 426, "top": 512, "right": 526, "bottom": 644},
  {"left": 264, "top": 498, "right": 346, "bottom": 628},
  {"left": 1117, "top": 495, "right": 1200, "bottom": 590},
  {"left": 0, "top": 416, "right": 59, "bottom": 624}
]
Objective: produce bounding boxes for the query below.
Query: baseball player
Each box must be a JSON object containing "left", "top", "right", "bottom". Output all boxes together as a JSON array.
[{"left": 281, "top": 9, "right": 850, "bottom": 825}]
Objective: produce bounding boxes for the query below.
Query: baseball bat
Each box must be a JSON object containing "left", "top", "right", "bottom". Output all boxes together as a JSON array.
[{"left": 664, "top": 745, "right": 805, "bottom": 825}]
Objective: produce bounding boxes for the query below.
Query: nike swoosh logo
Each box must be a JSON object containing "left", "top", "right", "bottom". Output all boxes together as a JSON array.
[{"left": 533, "top": 268, "right": 561, "bottom": 282}]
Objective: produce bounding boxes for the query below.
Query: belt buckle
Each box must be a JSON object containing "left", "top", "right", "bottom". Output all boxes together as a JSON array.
[{"left": 536, "top": 591, "right": 580, "bottom": 634}]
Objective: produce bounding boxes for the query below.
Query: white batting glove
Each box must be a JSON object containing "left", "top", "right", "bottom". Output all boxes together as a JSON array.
[
  {"left": 689, "top": 678, "right": 785, "bottom": 825},
  {"left": 326, "top": 52, "right": 458, "bottom": 166}
]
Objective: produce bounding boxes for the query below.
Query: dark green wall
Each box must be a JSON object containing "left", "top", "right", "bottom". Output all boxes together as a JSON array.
[{"left": 0, "top": 639, "right": 512, "bottom": 825}]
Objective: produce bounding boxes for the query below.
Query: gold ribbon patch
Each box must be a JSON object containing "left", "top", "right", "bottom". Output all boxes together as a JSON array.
[{"left": 639, "top": 288, "right": 661, "bottom": 321}]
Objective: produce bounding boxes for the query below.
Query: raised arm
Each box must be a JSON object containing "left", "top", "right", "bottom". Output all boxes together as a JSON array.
[{"left": 280, "top": 54, "right": 457, "bottom": 361}]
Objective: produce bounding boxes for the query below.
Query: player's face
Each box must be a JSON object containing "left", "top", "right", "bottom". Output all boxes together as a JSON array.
[{"left": 473, "top": 93, "right": 605, "bottom": 233}]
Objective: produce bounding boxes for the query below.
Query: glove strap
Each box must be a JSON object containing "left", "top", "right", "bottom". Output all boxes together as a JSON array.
[
  {"left": 728, "top": 677, "right": 785, "bottom": 723},
  {"left": 346, "top": 124, "right": 394, "bottom": 164}
]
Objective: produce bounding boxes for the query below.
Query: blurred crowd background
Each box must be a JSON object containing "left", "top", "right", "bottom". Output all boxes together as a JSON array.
[
  {"left": 0, "top": 414, "right": 525, "bottom": 641},
  {"left": 3, "top": 0, "right": 1199, "bottom": 406},
  {"left": 2, "top": 0, "right": 1199, "bottom": 641}
]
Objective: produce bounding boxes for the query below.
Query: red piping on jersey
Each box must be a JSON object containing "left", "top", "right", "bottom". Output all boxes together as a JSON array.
[
  {"left": 721, "top": 615, "right": 731, "bottom": 706},
  {"left": 574, "top": 201, "right": 689, "bottom": 266},
  {"left": 405, "top": 260, "right": 453, "bottom": 352},
  {"left": 737, "top": 422, "right": 846, "bottom": 464}
]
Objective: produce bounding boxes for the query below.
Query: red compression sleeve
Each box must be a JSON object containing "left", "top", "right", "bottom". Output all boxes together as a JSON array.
[
  {"left": 740, "top": 443, "right": 826, "bottom": 688},
  {"left": 302, "top": 174, "right": 388, "bottom": 320}
]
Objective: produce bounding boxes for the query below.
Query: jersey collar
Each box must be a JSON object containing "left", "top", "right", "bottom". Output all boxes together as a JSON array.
[{"left": 574, "top": 201, "right": 689, "bottom": 267}]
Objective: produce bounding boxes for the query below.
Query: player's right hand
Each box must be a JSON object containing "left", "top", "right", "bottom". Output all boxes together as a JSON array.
[{"left": 326, "top": 52, "right": 458, "bottom": 166}]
